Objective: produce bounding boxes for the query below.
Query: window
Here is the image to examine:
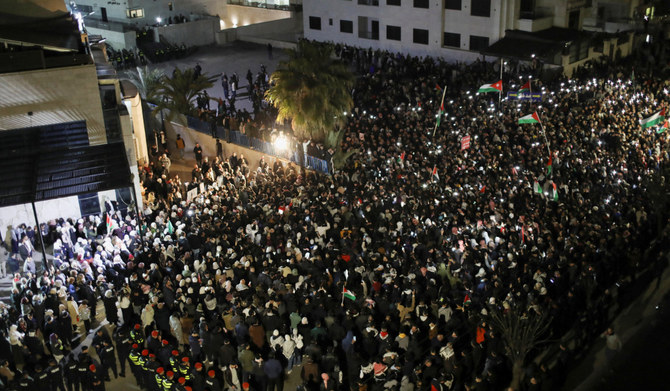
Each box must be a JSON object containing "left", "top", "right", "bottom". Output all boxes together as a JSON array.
[
  {"left": 414, "top": 0, "right": 429, "bottom": 8},
  {"left": 387, "top": 25, "right": 401, "bottom": 41},
  {"left": 309, "top": 16, "right": 321, "bottom": 30},
  {"left": 126, "top": 8, "right": 144, "bottom": 18},
  {"left": 471, "top": 0, "right": 491, "bottom": 17},
  {"left": 340, "top": 20, "right": 353, "bottom": 33},
  {"left": 443, "top": 32, "right": 460, "bottom": 47},
  {"left": 469, "top": 35, "right": 489, "bottom": 50},
  {"left": 358, "top": 16, "right": 379, "bottom": 40},
  {"left": 358, "top": 0, "right": 379, "bottom": 5},
  {"left": 413, "top": 28, "right": 429, "bottom": 44},
  {"left": 387, "top": 0, "right": 401, "bottom": 5},
  {"left": 329, "top": 18, "right": 333, "bottom": 26},
  {"left": 445, "top": 0, "right": 460, "bottom": 10}
]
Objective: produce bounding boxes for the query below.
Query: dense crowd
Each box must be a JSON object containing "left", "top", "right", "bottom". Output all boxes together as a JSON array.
[{"left": 1, "top": 35, "right": 670, "bottom": 391}]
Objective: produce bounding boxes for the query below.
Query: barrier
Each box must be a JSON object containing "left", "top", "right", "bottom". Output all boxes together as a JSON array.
[{"left": 186, "top": 116, "right": 331, "bottom": 175}]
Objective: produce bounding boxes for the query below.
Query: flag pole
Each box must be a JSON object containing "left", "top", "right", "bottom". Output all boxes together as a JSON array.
[
  {"left": 341, "top": 287, "right": 345, "bottom": 306},
  {"left": 536, "top": 111, "right": 552, "bottom": 157},
  {"left": 499, "top": 58, "right": 503, "bottom": 108},
  {"left": 432, "top": 85, "right": 447, "bottom": 141}
]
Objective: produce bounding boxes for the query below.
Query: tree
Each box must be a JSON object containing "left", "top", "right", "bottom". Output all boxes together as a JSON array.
[
  {"left": 488, "top": 306, "right": 551, "bottom": 390},
  {"left": 265, "top": 41, "right": 356, "bottom": 168},
  {"left": 154, "top": 67, "right": 217, "bottom": 123},
  {"left": 120, "top": 66, "right": 164, "bottom": 104}
]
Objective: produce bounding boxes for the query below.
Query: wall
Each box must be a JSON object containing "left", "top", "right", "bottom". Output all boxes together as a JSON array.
[
  {"left": 154, "top": 17, "right": 219, "bottom": 45},
  {"left": 221, "top": 5, "right": 292, "bottom": 29},
  {"left": 230, "top": 17, "right": 301, "bottom": 45},
  {"left": 516, "top": 16, "right": 554, "bottom": 32},
  {"left": 0, "top": 64, "right": 107, "bottom": 145},
  {"left": 123, "top": 94, "right": 149, "bottom": 165},
  {"left": 0, "top": 197, "right": 81, "bottom": 233},
  {"left": 85, "top": 27, "right": 137, "bottom": 50}
]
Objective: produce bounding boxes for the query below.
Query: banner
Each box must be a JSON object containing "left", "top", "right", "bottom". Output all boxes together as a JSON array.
[
  {"left": 461, "top": 135, "right": 471, "bottom": 151},
  {"left": 507, "top": 92, "right": 543, "bottom": 102}
]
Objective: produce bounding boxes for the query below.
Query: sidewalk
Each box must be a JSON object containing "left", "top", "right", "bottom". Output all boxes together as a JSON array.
[{"left": 563, "top": 255, "right": 670, "bottom": 390}]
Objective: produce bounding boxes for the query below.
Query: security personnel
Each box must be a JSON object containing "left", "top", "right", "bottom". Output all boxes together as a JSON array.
[
  {"left": 204, "top": 370, "right": 221, "bottom": 391},
  {"left": 137, "top": 349, "right": 150, "bottom": 389},
  {"left": 163, "top": 370, "right": 175, "bottom": 391},
  {"left": 64, "top": 353, "right": 79, "bottom": 391},
  {"left": 178, "top": 357, "right": 192, "bottom": 382},
  {"left": 173, "top": 377, "right": 188, "bottom": 391},
  {"left": 191, "top": 363, "right": 205, "bottom": 391},
  {"left": 168, "top": 350, "right": 181, "bottom": 373},
  {"left": 89, "top": 365, "right": 105, "bottom": 391},
  {"left": 100, "top": 340, "right": 117, "bottom": 379},
  {"left": 157, "top": 339, "right": 173, "bottom": 367},
  {"left": 113, "top": 327, "right": 131, "bottom": 377},
  {"left": 76, "top": 354, "right": 92, "bottom": 391},
  {"left": 34, "top": 365, "right": 50, "bottom": 390},
  {"left": 155, "top": 367, "right": 166, "bottom": 391},
  {"left": 144, "top": 353, "right": 160, "bottom": 391},
  {"left": 128, "top": 344, "right": 142, "bottom": 387},
  {"left": 131, "top": 324, "right": 145, "bottom": 346},
  {"left": 47, "top": 358, "right": 66, "bottom": 391},
  {"left": 17, "top": 372, "right": 34, "bottom": 391}
]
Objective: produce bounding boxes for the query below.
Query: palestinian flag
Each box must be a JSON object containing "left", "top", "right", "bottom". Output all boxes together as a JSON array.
[
  {"left": 432, "top": 166, "right": 438, "bottom": 177},
  {"left": 478, "top": 80, "right": 503, "bottom": 93},
  {"left": 640, "top": 108, "right": 666, "bottom": 129},
  {"left": 479, "top": 185, "right": 486, "bottom": 194},
  {"left": 546, "top": 155, "right": 553, "bottom": 176},
  {"left": 518, "top": 112, "right": 541, "bottom": 124},
  {"left": 343, "top": 288, "right": 356, "bottom": 301},
  {"left": 398, "top": 151, "right": 406, "bottom": 163},
  {"left": 658, "top": 120, "right": 669, "bottom": 134},
  {"left": 105, "top": 213, "right": 113, "bottom": 233},
  {"left": 436, "top": 83, "right": 442, "bottom": 91},
  {"left": 436, "top": 103, "right": 444, "bottom": 127},
  {"left": 533, "top": 181, "right": 543, "bottom": 194},
  {"left": 519, "top": 81, "right": 531, "bottom": 93},
  {"left": 463, "top": 294, "right": 471, "bottom": 306},
  {"left": 551, "top": 182, "right": 559, "bottom": 201}
]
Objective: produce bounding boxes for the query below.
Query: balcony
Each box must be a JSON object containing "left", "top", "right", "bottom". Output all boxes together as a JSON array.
[
  {"left": 227, "top": 0, "right": 298, "bottom": 11},
  {"left": 517, "top": 7, "right": 553, "bottom": 33}
]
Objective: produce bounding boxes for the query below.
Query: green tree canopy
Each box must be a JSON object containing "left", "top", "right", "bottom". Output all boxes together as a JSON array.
[
  {"left": 155, "top": 67, "right": 217, "bottom": 121},
  {"left": 265, "top": 41, "right": 354, "bottom": 149},
  {"left": 120, "top": 66, "right": 164, "bottom": 104}
]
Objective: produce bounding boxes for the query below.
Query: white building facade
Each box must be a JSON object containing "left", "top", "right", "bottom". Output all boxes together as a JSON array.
[{"left": 302, "top": 0, "right": 642, "bottom": 62}]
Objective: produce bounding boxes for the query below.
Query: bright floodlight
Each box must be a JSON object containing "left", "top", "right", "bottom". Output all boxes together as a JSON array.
[
  {"left": 156, "top": 17, "right": 162, "bottom": 24},
  {"left": 274, "top": 135, "right": 288, "bottom": 152}
]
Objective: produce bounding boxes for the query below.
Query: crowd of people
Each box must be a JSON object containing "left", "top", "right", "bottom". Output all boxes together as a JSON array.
[{"left": 1, "top": 34, "right": 670, "bottom": 391}]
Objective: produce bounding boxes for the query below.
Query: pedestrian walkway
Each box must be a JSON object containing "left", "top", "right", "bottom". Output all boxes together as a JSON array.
[{"left": 563, "top": 255, "right": 670, "bottom": 390}]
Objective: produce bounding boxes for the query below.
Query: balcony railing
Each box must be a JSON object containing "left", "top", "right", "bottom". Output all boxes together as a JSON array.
[{"left": 227, "top": 0, "right": 294, "bottom": 11}]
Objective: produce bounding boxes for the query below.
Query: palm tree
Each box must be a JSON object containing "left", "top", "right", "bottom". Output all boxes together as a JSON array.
[
  {"left": 120, "top": 66, "right": 164, "bottom": 104},
  {"left": 154, "top": 67, "right": 217, "bottom": 123},
  {"left": 265, "top": 41, "right": 356, "bottom": 168}
]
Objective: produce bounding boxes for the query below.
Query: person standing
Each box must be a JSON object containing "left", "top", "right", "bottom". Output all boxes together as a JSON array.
[
  {"left": 193, "top": 143, "right": 203, "bottom": 166},
  {"left": 175, "top": 135, "right": 186, "bottom": 159},
  {"left": 0, "top": 242, "right": 8, "bottom": 278},
  {"left": 601, "top": 327, "right": 622, "bottom": 364}
]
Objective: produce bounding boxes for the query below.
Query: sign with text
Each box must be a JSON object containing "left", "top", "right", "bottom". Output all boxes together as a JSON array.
[
  {"left": 507, "top": 92, "right": 543, "bottom": 102},
  {"left": 461, "top": 135, "right": 471, "bottom": 151}
]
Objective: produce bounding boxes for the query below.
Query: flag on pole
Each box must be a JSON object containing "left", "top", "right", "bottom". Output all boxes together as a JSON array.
[
  {"left": 659, "top": 120, "right": 669, "bottom": 134},
  {"left": 478, "top": 80, "right": 503, "bottom": 93},
  {"left": 432, "top": 165, "right": 438, "bottom": 177},
  {"left": 343, "top": 288, "right": 356, "bottom": 301},
  {"left": 640, "top": 108, "right": 666, "bottom": 129},
  {"left": 435, "top": 83, "right": 442, "bottom": 91},
  {"left": 546, "top": 155, "right": 553, "bottom": 176},
  {"left": 398, "top": 151, "right": 406, "bottom": 163},
  {"left": 551, "top": 182, "right": 559, "bottom": 201},
  {"left": 519, "top": 81, "right": 531, "bottom": 93},
  {"left": 479, "top": 185, "right": 486, "bottom": 194},
  {"left": 533, "top": 181, "right": 543, "bottom": 194},
  {"left": 518, "top": 112, "right": 541, "bottom": 124}
]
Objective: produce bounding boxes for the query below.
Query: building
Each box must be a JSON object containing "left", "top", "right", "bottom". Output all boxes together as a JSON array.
[
  {"left": 68, "top": 0, "right": 302, "bottom": 49},
  {"left": 0, "top": 0, "right": 147, "bottom": 230},
  {"left": 302, "top": 0, "right": 647, "bottom": 74}
]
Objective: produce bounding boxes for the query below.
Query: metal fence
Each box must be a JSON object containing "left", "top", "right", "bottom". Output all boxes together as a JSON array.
[{"left": 185, "top": 116, "right": 331, "bottom": 175}]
